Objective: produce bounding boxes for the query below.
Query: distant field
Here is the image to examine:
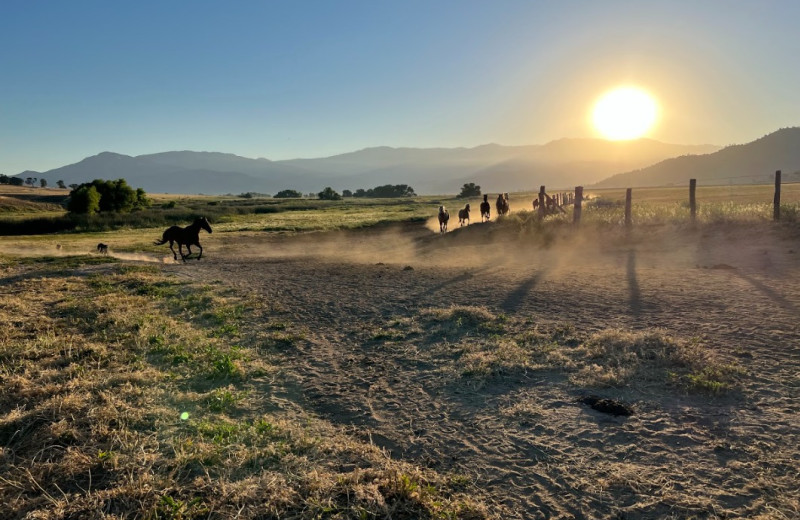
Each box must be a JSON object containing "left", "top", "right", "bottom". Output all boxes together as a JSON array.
[
  {"left": 585, "top": 183, "right": 800, "bottom": 204},
  {"left": 0, "top": 185, "right": 68, "bottom": 214},
  {"left": 1, "top": 183, "right": 798, "bottom": 241}
]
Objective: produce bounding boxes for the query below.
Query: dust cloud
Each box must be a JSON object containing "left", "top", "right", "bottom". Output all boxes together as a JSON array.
[
  {"left": 109, "top": 252, "right": 176, "bottom": 264},
  {"left": 0, "top": 243, "right": 175, "bottom": 264},
  {"left": 1, "top": 218, "right": 794, "bottom": 277},
  {"left": 227, "top": 218, "right": 800, "bottom": 279}
]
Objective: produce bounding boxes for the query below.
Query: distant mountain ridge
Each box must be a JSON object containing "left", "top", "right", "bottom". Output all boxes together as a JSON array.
[
  {"left": 15, "top": 138, "right": 721, "bottom": 195},
  {"left": 594, "top": 127, "right": 800, "bottom": 188}
]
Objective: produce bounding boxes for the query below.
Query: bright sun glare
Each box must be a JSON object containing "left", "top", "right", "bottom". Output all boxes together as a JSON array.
[{"left": 592, "top": 87, "right": 658, "bottom": 140}]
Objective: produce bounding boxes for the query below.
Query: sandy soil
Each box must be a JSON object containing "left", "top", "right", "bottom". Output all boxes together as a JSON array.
[{"left": 159, "top": 220, "right": 800, "bottom": 518}]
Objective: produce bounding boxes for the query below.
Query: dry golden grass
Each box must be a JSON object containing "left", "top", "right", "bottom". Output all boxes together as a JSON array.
[
  {"left": 377, "top": 306, "right": 743, "bottom": 396},
  {"left": 0, "top": 258, "right": 491, "bottom": 519},
  {"left": 569, "top": 329, "right": 745, "bottom": 392}
]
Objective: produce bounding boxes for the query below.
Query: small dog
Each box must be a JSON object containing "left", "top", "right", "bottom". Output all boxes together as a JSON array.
[{"left": 97, "top": 243, "right": 108, "bottom": 255}]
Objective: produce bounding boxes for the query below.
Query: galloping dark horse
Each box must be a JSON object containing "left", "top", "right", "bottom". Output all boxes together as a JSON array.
[{"left": 154, "top": 217, "right": 213, "bottom": 262}]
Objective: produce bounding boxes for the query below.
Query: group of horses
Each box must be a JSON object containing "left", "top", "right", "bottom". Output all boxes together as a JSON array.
[
  {"left": 437, "top": 193, "right": 510, "bottom": 233},
  {"left": 90, "top": 217, "right": 213, "bottom": 262}
]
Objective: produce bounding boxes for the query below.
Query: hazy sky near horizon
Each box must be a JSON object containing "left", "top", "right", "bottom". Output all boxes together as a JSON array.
[{"left": 2, "top": 0, "right": 799, "bottom": 173}]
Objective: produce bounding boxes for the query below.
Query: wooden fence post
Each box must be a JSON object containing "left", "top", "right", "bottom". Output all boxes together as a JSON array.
[
  {"left": 689, "top": 179, "right": 697, "bottom": 223},
  {"left": 774, "top": 170, "right": 782, "bottom": 221},
  {"left": 574, "top": 186, "right": 583, "bottom": 224},
  {"left": 625, "top": 188, "right": 632, "bottom": 228},
  {"left": 538, "top": 186, "right": 546, "bottom": 218}
]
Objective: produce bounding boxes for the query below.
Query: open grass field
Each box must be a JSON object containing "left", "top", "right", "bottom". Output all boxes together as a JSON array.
[{"left": 2, "top": 184, "right": 800, "bottom": 518}]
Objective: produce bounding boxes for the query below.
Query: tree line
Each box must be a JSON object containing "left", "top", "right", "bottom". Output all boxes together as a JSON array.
[
  {"left": 2, "top": 174, "right": 484, "bottom": 201},
  {"left": 0, "top": 175, "right": 72, "bottom": 189},
  {"left": 269, "top": 184, "right": 417, "bottom": 200}
]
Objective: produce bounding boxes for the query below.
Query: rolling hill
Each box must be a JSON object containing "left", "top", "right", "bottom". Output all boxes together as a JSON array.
[{"left": 594, "top": 128, "right": 800, "bottom": 188}]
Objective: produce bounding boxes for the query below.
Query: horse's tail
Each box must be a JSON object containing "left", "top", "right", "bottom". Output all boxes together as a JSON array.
[{"left": 154, "top": 237, "right": 168, "bottom": 246}]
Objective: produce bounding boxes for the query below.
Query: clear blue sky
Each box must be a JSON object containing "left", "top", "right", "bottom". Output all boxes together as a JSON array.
[{"left": 2, "top": 0, "right": 799, "bottom": 173}]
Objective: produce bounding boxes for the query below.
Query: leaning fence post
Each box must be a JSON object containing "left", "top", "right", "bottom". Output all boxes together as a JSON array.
[
  {"left": 689, "top": 179, "right": 697, "bottom": 223},
  {"left": 538, "top": 186, "right": 546, "bottom": 218},
  {"left": 774, "top": 170, "right": 782, "bottom": 221},
  {"left": 574, "top": 186, "right": 583, "bottom": 224},
  {"left": 625, "top": 188, "right": 632, "bottom": 228}
]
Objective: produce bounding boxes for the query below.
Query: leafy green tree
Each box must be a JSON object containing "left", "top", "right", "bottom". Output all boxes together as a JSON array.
[
  {"left": 0, "top": 174, "right": 10, "bottom": 184},
  {"left": 56, "top": 180, "right": 66, "bottom": 189},
  {"left": 10, "top": 177, "right": 24, "bottom": 186},
  {"left": 67, "top": 185, "right": 101, "bottom": 214},
  {"left": 274, "top": 189, "right": 303, "bottom": 198},
  {"left": 67, "top": 178, "right": 148, "bottom": 214},
  {"left": 342, "top": 189, "right": 353, "bottom": 197},
  {"left": 134, "top": 188, "right": 151, "bottom": 210},
  {"left": 39, "top": 179, "right": 47, "bottom": 188},
  {"left": 317, "top": 187, "right": 342, "bottom": 200},
  {"left": 457, "top": 182, "right": 481, "bottom": 198}
]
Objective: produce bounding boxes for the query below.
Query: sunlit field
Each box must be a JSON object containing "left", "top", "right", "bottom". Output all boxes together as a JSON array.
[{"left": 2, "top": 182, "right": 800, "bottom": 518}]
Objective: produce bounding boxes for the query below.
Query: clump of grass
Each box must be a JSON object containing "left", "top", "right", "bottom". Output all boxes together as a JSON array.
[
  {"left": 681, "top": 364, "right": 745, "bottom": 395},
  {"left": 570, "top": 328, "right": 743, "bottom": 393},
  {"left": 371, "top": 327, "right": 406, "bottom": 341},
  {"left": 261, "top": 331, "right": 306, "bottom": 351},
  {"left": 265, "top": 321, "right": 288, "bottom": 330},
  {"left": 459, "top": 338, "right": 530, "bottom": 379},
  {"left": 423, "top": 305, "right": 496, "bottom": 326},
  {"left": 205, "top": 345, "right": 244, "bottom": 379},
  {"left": 421, "top": 305, "right": 504, "bottom": 338}
]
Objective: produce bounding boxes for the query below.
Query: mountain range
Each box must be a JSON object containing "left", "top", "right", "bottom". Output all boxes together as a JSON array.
[{"left": 13, "top": 130, "right": 798, "bottom": 195}]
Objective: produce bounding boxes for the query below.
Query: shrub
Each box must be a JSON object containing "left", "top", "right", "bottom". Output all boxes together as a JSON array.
[
  {"left": 318, "top": 187, "right": 342, "bottom": 200},
  {"left": 67, "top": 185, "right": 101, "bottom": 214},
  {"left": 457, "top": 183, "right": 481, "bottom": 198},
  {"left": 274, "top": 189, "right": 303, "bottom": 198}
]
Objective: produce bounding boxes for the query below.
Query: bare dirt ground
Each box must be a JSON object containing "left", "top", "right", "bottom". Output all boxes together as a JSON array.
[{"left": 161, "top": 220, "right": 799, "bottom": 518}]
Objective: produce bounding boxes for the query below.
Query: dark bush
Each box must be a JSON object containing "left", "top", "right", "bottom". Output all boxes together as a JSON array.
[
  {"left": 318, "top": 187, "right": 342, "bottom": 200},
  {"left": 274, "top": 189, "right": 303, "bottom": 199},
  {"left": 457, "top": 183, "right": 481, "bottom": 198}
]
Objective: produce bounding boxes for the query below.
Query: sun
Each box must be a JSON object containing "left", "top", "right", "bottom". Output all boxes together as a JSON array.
[{"left": 592, "top": 87, "right": 658, "bottom": 140}]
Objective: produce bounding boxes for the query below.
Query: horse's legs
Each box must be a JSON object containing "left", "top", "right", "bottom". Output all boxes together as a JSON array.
[
  {"left": 185, "top": 244, "right": 193, "bottom": 258},
  {"left": 169, "top": 240, "right": 178, "bottom": 260},
  {"left": 196, "top": 243, "right": 203, "bottom": 260},
  {"left": 178, "top": 243, "right": 187, "bottom": 262}
]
